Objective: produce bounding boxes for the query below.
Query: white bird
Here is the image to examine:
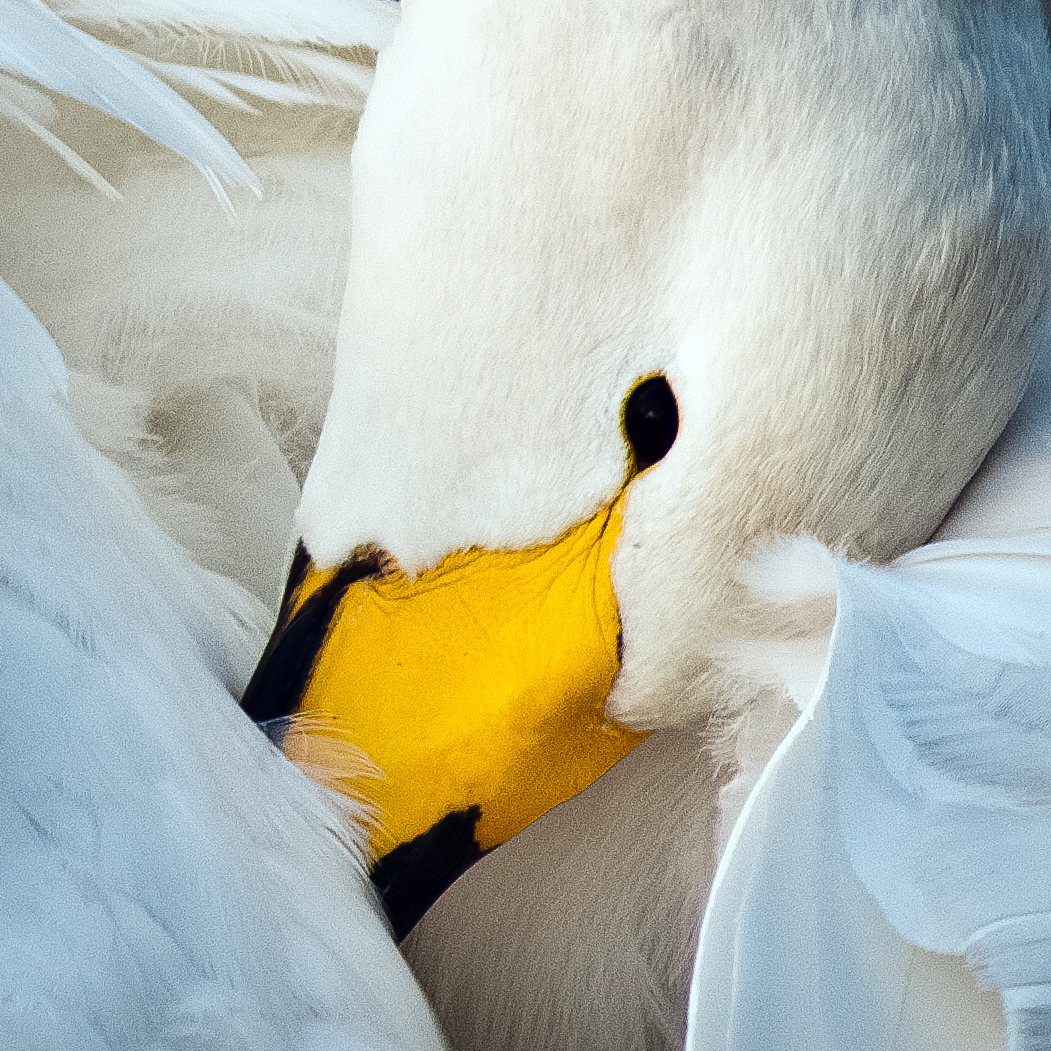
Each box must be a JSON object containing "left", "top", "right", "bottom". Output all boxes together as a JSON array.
[
  {"left": 281, "top": 4, "right": 1051, "bottom": 1046},
  {"left": 6, "top": 1, "right": 1051, "bottom": 1051},
  {"left": 276, "top": 2, "right": 1051, "bottom": 1049}
]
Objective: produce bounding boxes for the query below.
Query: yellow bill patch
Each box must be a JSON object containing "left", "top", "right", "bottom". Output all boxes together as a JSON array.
[{"left": 287, "top": 495, "right": 646, "bottom": 856}]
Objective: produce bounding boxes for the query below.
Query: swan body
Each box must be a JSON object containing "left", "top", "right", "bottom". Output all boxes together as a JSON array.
[
  {"left": 5, "top": 0, "right": 1051, "bottom": 1049},
  {"left": 0, "top": 2, "right": 446, "bottom": 1047},
  {"left": 0, "top": 277, "right": 446, "bottom": 1049}
]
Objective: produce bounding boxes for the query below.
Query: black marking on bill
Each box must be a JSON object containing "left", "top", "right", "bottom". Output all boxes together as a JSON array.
[
  {"left": 240, "top": 544, "right": 387, "bottom": 741},
  {"left": 371, "top": 805, "right": 488, "bottom": 943},
  {"left": 276, "top": 540, "right": 311, "bottom": 630}
]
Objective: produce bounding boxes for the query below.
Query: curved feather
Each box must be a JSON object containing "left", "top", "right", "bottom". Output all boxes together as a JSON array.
[
  {"left": 688, "top": 532, "right": 1051, "bottom": 1051},
  {"left": 0, "top": 0, "right": 257, "bottom": 192},
  {"left": 141, "top": 48, "right": 375, "bottom": 111}
]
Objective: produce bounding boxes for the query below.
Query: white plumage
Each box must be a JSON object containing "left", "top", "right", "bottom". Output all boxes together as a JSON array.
[
  {"left": 0, "top": 2, "right": 445, "bottom": 1047},
  {"left": 308, "top": 4, "right": 1051, "bottom": 1048},
  {"left": 6, "top": 1, "right": 1051, "bottom": 1050},
  {"left": 0, "top": 277, "right": 445, "bottom": 1048}
]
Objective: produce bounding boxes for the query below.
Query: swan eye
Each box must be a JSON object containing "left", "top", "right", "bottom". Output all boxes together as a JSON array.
[{"left": 624, "top": 375, "right": 679, "bottom": 472}]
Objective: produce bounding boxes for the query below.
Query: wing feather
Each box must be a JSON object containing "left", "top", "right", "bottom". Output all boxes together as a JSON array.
[
  {"left": 0, "top": 0, "right": 257, "bottom": 191},
  {"left": 0, "top": 276, "right": 447, "bottom": 1050}
]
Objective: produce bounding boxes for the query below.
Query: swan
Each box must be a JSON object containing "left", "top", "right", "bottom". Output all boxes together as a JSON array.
[
  {"left": 249, "top": 1, "right": 1051, "bottom": 1049},
  {"left": 5, "top": 0, "right": 1051, "bottom": 1049}
]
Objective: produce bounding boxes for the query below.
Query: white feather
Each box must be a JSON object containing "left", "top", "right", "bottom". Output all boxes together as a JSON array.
[
  {"left": 1, "top": 0, "right": 365, "bottom": 606},
  {"left": 0, "top": 0, "right": 257, "bottom": 194},
  {"left": 0, "top": 88, "right": 120, "bottom": 196},
  {"left": 0, "top": 0, "right": 447, "bottom": 1043},
  {"left": 52, "top": 0, "right": 400, "bottom": 50},
  {"left": 0, "top": 277, "right": 447, "bottom": 1050},
  {"left": 142, "top": 54, "right": 374, "bottom": 111}
]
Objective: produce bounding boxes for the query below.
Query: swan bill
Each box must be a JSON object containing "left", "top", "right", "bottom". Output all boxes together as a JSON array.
[{"left": 242, "top": 495, "right": 647, "bottom": 928}]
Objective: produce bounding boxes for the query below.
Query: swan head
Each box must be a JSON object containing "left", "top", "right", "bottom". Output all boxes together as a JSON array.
[{"left": 254, "top": 0, "right": 1051, "bottom": 927}]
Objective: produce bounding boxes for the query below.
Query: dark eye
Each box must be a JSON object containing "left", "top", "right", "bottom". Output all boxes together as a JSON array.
[{"left": 624, "top": 375, "right": 679, "bottom": 472}]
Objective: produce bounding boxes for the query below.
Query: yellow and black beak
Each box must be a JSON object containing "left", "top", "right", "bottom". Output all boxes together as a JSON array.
[
  {"left": 241, "top": 494, "right": 646, "bottom": 938},
  {"left": 241, "top": 371, "right": 686, "bottom": 937}
]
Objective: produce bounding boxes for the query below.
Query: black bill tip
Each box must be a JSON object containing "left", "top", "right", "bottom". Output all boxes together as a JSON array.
[{"left": 371, "top": 805, "right": 488, "bottom": 942}]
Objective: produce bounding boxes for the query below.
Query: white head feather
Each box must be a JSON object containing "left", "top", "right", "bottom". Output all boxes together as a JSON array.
[{"left": 301, "top": 0, "right": 1051, "bottom": 728}]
